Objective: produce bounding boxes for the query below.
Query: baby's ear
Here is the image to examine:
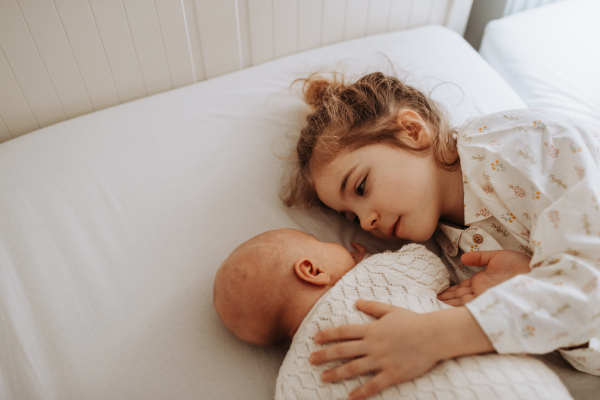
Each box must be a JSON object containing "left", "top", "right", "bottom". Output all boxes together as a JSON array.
[
  {"left": 396, "top": 109, "right": 430, "bottom": 149},
  {"left": 294, "top": 259, "right": 330, "bottom": 285}
]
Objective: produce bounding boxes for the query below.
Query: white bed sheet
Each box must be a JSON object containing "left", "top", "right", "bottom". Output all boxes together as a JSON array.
[
  {"left": 479, "top": 0, "right": 600, "bottom": 128},
  {"left": 0, "top": 25, "right": 528, "bottom": 399}
]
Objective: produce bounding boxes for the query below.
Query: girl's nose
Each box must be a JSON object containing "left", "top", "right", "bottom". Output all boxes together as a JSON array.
[{"left": 359, "top": 211, "right": 378, "bottom": 231}]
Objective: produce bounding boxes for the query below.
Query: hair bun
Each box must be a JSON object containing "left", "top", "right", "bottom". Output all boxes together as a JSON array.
[{"left": 303, "top": 78, "right": 331, "bottom": 108}]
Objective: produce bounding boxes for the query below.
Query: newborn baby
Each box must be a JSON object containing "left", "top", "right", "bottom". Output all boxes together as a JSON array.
[
  {"left": 214, "top": 229, "right": 571, "bottom": 399},
  {"left": 214, "top": 228, "right": 366, "bottom": 346}
]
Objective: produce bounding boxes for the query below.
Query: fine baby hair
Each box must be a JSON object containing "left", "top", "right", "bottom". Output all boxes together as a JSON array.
[
  {"left": 213, "top": 228, "right": 362, "bottom": 347},
  {"left": 281, "top": 71, "right": 459, "bottom": 208},
  {"left": 213, "top": 229, "right": 305, "bottom": 347}
]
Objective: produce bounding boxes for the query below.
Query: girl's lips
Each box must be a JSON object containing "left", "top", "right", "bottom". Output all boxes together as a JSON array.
[{"left": 388, "top": 217, "right": 401, "bottom": 237}]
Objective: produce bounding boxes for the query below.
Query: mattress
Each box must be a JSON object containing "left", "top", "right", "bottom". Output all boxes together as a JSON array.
[
  {"left": 0, "top": 25, "right": 536, "bottom": 399},
  {"left": 479, "top": 0, "right": 600, "bottom": 128}
]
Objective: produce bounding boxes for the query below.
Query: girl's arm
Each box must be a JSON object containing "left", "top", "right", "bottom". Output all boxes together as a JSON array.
[
  {"left": 448, "top": 109, "right": 600, "bottom": 376},
  {"left": 456, "top": 110, "right": 600, "bottom": 356},
  {"left": 310, "top": 301, "right": 493, "bottom": 400}
]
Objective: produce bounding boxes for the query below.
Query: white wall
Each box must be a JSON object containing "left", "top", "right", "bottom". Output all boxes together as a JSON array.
[{"left": 0, "top": 0, "right": 475, "bottom": 143}]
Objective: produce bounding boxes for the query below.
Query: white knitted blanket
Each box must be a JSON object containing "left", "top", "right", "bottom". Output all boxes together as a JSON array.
[{"left": 275, "top": 244, "right": 572, "bottom": 400}]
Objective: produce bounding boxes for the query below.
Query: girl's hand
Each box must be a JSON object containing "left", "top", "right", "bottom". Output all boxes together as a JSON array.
[
  {"left": 350, "top": 243, "right": 367, "bottom": 264},
  {"left": 438, "top": 250, "right": 531, "bottom": 306},
  {"left": 310, "top": 301, "right": 440, "bottom": 400},
  {"left": 309, "top": 301, "right": 494, "bottom": 400}
]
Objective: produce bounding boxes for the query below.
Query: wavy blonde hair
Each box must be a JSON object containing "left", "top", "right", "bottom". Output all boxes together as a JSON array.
[{"left": 280, "top": 71, "right": 459, "bottom": 208}]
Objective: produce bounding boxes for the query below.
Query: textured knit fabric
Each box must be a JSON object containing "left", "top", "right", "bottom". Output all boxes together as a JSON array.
[
  {"left": 275, "top": 244, "right": 572, "bottom": 399},
  {"left": 436, "top": 108, "right": 600, "bottom": 375}
]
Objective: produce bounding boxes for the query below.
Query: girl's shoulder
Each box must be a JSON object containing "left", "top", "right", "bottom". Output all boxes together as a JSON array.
[
  {"left": 457, "top": 108, "right": 600, "bottom": 206},
  {"left": 458, "top": 108, "right": 591, "bottom": 136},
  {"left": 457, "top": 108, "right": 599, "bottom": 158}
]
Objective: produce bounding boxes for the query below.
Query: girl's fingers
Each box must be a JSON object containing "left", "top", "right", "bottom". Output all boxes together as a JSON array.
[
  {"left": 356, "top": 300, "right": 397, "bottom": 318},
  {"left": 348, "top": 371, "right": 397, "bottom": 400},
  {"left": 315, "top": 324, "right": 366, "bottom": 344},
  {"left": 461, "top": 250, "right": 501, "bottom": 267},
  {"left": 321, "top": 357, "right": 378, "bottom": 383},
  {"left": 457, "top": 278, "right": 473, "bottom": 288},
  {"left": 459, "top": 294, "right": 476, "bottom": 305},
  {"left": 350, "top": 243, "right": 367, "bottom": 263},
  {"left": 442, "top": 293, "right": 477, "bottom": 307},
  {"left": 441, "top": 299, "right": 463, "bottom": 307},
  {"left": 438, "top": 279, "right": 472, "bottom": 299},
  {"left": 440, "top": 285, "right": 459, "bottom": 294},
  {"left": 310, "top": 340, "right": 368, "bottom": 366},
  {"left": 437, "top": 286, "right": 473, "bottom": 300},
  {"left": 350, "top": 243, "right": 366, "bottom": 253}
]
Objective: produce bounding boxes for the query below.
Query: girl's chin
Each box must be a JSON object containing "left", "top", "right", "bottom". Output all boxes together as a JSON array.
[
  {"left": 397, "top": 226, "right": 437, "bottom": 243},
  {"left": 370, "top": 230, "right": 400, "bottom": 241},
  {"left": 370, "top": 222, "right": 436, "bottom": 243}
]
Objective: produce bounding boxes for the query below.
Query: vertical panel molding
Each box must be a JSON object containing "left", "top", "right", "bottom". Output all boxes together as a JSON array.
[
  {"left": 18, "top": 0, "right": 94, "bottom": 120},
  {"left": 0, "top": 48, "right": 39, "bottom": 138},
  {"left": 195, "top": 0, "right": 242, "bottom": 78},
  {"left": 273, "top": 0, "right": 299, "bottom": 58},
  {"left": 121, "top": 0, "right": 172, "bottom": 96},
  {"left": 298, "top": 0, "right": 322, "bottom": 52},
  {"left": 248, "top": 0, "right": 275, "bottom": 65},
  {"left": 53, "top": 0, "right": 121, "bottom": 111},
  {"left": 0, "top": 0, "right": 477, "bottom": 142},
  {"left": 0, "top": 0, "right": 66, "bottom": 129},
  {"left": 155, "top": 0, "right": 197, "bottom": 88},
  {"left": 0, "top": 115, "right": 11, "bottom": 143},
  {"left": 88, "top": 0, "right": 147, "bottom": 103}
]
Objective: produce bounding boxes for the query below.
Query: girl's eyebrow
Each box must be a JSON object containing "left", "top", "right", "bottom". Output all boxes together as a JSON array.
[{"left": 340, "top": 165, "right": 357, "bottom": 196}]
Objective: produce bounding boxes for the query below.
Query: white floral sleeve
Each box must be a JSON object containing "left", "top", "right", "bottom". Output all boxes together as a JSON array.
[{"left": 457, "top": 109, "right": 600, "bottom": 358}]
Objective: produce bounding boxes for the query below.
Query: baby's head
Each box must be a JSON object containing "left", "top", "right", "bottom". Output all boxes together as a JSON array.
[{"left": 213, "top": 229, "right": 357, "bottom": 347}]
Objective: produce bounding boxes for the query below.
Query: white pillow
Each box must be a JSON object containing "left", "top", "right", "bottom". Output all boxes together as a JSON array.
[{"left": 479, "top": 0, "right": 600, "bottom": 128}]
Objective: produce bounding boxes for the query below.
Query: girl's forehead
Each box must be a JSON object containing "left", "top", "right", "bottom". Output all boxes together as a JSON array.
[
  {"left": 314, "top": 143, "right": 384, "bottom": 175},
  {"left": 312, "top": 149, "right": 354, "bottom": 181},
  {"left": 311, "top": 150, "right": 360, "bottom": 202}
]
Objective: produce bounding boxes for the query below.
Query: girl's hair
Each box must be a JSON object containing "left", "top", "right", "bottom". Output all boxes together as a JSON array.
[{"left": 280, "top": 71, "right": 459, "bottom": 208}]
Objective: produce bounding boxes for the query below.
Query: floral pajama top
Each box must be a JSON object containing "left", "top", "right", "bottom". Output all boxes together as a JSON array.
[{"left": 435, "top": 109, "right": 600, "bottom": 376}]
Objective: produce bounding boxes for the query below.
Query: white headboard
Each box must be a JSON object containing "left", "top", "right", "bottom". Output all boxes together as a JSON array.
[{"left": 0, "top": 0, "right": 473, "bottom": 143}]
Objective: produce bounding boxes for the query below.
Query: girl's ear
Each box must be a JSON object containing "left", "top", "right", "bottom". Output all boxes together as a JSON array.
[
  {"left": 294, "top": 259, "right": 330, "bottom": 286},
  {"left": 396, "top": 109, "right": 431, "bottom": 149}
]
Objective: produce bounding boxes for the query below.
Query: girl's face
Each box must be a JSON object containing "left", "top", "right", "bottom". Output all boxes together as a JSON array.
[{"left": 313, "top": 144, "right": 450, "bottom": 242}]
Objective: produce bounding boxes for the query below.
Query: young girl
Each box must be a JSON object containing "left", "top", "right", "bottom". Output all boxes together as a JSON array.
[{"left": 281, "top": 72, "right": 600, "bottom": 400}]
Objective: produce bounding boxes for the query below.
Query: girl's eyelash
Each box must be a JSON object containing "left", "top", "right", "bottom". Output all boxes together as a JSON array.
[{"left": 355, "top": 176, "right": 367, "bottom": 196}]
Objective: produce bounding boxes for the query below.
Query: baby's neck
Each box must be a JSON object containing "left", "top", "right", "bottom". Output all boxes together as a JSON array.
[{"left": 281, "top": 285, "right": 332, "bottom": 340}]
